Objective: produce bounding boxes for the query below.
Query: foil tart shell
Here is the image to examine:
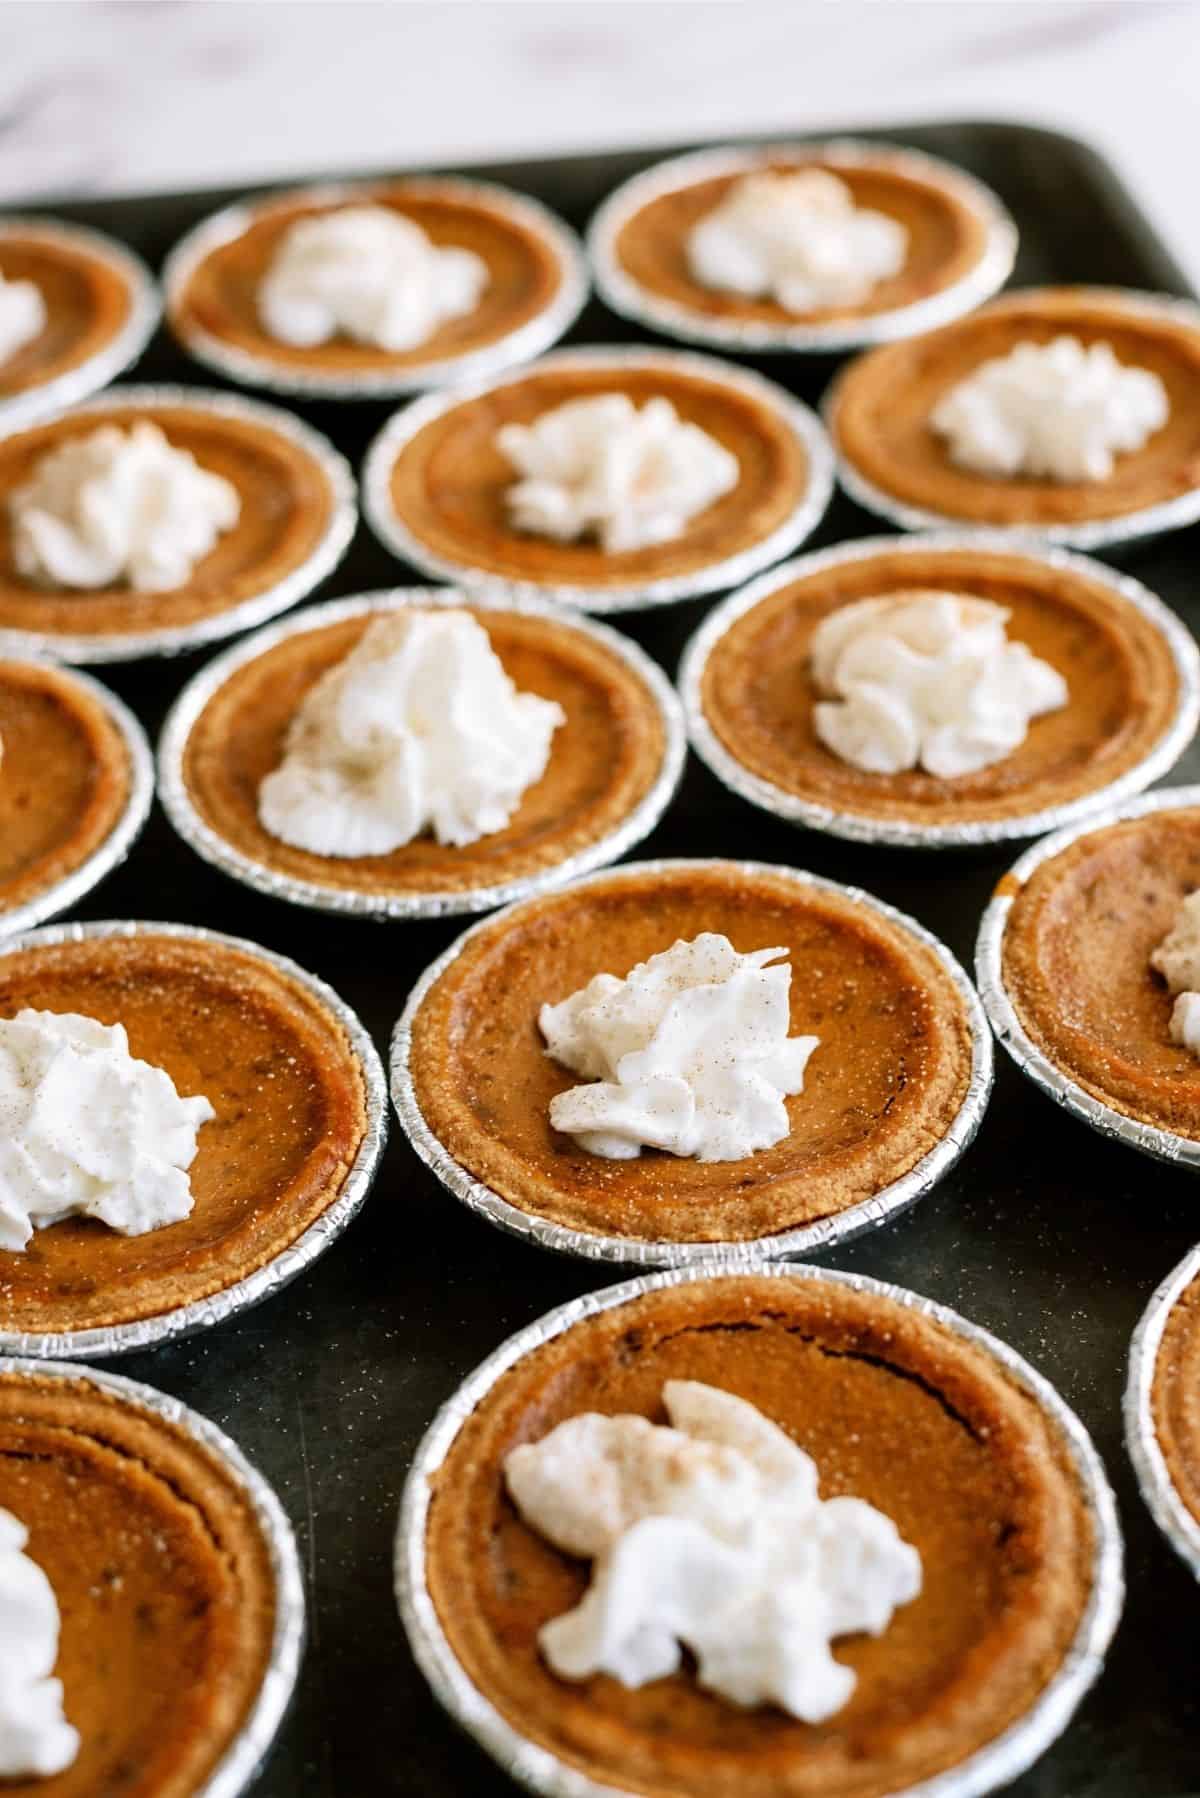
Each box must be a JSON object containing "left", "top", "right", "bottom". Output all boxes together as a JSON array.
[
  {"left": 361, "top": 345, "right": 835, "bottom": 613},
  {"left": 395, "top": 1258, "right": 1123, "bottom": 1798},
  {"left": 0, "top": 216, "right": 161, "bottom": 434},
  {"left": 390, "top": 856, "right": 994, "bottom": 1265},
  {"left": 0, "top": 659, "right": 155, "bottom": 938},
  {"left": 825, "top": 288, "right": 1200, "bottom": 551},
  {"left": 679, "top": 531, "right": 1200, "bottom": 849},
  {"left": 976, "top": 784, "right": 1200, "bottom": 1171},
  {"left": 0, "top": 383, "right": 357, "bottom": 665},
  {"left": 0, "top": 917, "right": 388, "bottom": 1360},
  {"left": 1125, "top": 1240, "right": 1200, "bottom": 1580},
  {"left": 163, "top": 175, "right": 589, "bottom": 400},
  {"left": 587, "top": 138, "right": 1018, "bottom": 356},
  {"left": 158, "top": 586, "right": 687, "bottom": 920},
  {"left": 0, "top": 1353, "right": 305, "bottom": 1797}
]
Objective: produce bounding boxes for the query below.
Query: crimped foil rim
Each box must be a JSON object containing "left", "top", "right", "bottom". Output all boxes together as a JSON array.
[
  {"left": 1124, "top": 1240, "right": 1200, "bottom": 1580},
  {"left": 0, "top": 383, "right": 357, "bottom": 664},
  {"left": 825, "top": 287, "right": 1200, "bottom": 549},
  {"left": 0, "top": 216, "right": 161, "bottom": 435},
  {"left": 395, "top": 1259, "right": 1123, "bottom": 1798},
  {"left": 0, "top": 659, "right": 155, "bottom": 937},
  {"left": 158, "top": 586, "right": 687, "bottom": 920},
  {"left": 361, "top": 344, "right": 835, "bottom": 613},
  {"left": 163, "top": 175, "right": 589, "bottom": 399},
  {"left": 679, "top": 530, "right": 1200, "bottom": 848},
  {"left": 389, "top": 856, "right": 994, "bottom": 1265},
  {"left": 0, "top": 1354, "right": 305, "bottom": 1797},
  {"left": 976, "top": 784, "right": 1200, "bottom": 1170},
  {"left": 0, "top": 917, "right": 388, "bottom": 1358},
  {"left": 587, "top": 138, "right": 1018, "bottom": 355}
]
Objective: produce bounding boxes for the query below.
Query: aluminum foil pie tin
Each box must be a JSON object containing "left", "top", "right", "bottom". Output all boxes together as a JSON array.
[
  {"left": 825, "top": 288, "right": 1200, "bottom": 551},
  {"left": 0, "top": 1354, "right": 305, "bottom": 1798},
  {"left": 158, "top": 586, "right": 687, "bottom": 920},
  {"left": 679, "top": 531, "right": 1200, "bottom": 849},
  {"left": 395, "top": 1258, "right": 1123, "bottom": 1798},
  {"left": 1125, "top": 1240, "right": 1200, "bottom": 1581},
  {"left": 361, "top": 345, "right": 835, "bottom": 613},
  {"left": 163, "top": 175, "right": 589, "bottom": 400},
  {"left": 0, "top": 918, "right": 387, "bottom": 1360},
  {"left": 0, "top": 216, "right": 161, "bottom": 434},
  {"left": 0, "top": 660, "right": 155, "bottom": 938},
  {"left": 976, "top": 785, "right": 1200, "bottom": 1171},
  {"left": 587, "top": 138, "right": 1018, "bottom": 356},
  {"left": 0, "top": 383, "right": 357, "bottom": 665},
  {"left": 390, "top": 857, "right": 994, "bottom": 1265}
]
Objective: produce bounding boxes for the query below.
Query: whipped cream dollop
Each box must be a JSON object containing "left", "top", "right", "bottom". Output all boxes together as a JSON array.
[
  {"left": 258, "top": 205, "right": 488, "bottom": 352},
  {"left": 930, "top": 335, "right": 1169, "bottom": 483},
  {"left": 0, "top": 1510, "right": 79, "bottom": 1779},
  {"left": 539, "top": 932, "right": 818, "bottom": 1161},
  {"left": 1151, "top": 892, "right": 1200, "bottom": 1057},
  {"left": 0, "top": 1010, "right": 215, "bottom": 1253},
  {"left": 259, "top": 610, "right": 565, "bottom": 857},
  {"left": 687, "top": 169, "right": 908, "bottom": 314},
  {"left": 505, "top": 1380, "right": 921, "bottom": 1721},
  {"left": 9, "top": 422, "right": 241, "bottom": 591},
  {"left": 811, "top": 589, "right": 1068, "bottom": 779},
  {"left": 497, "top": 394, "right": 739, "bottom": 555},
  {"left": 0, "top": 272, "right": 46, "bottom": 364}
]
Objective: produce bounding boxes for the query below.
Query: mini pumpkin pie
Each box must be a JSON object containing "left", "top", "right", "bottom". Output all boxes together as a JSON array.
[
  {"left": 0, "top": 217, "right": 160, "bottom": 433},
  {"left": 0, "top": 658, "right": 152, "bottom": 935},
  {"left": 393, "top": 858, "right": 989, "bottom": 1259},
  {"left": 165, "top": 175, "right": 587, "bottom": 397},
  {"left": 1127, "top": 1241, "right": 1200, "bottom": 1579},
  {"left": 0, "top": 920, "right": 383, "bottom": 1350},
  {"left": 683, "top": 535, "right": 1199, "bottom": 847},
  {"left": 402, "top": 1264, "right": 1119, "bottom": 1798},
  {"left": 0, "top": 384, "right": 354, "bottom": 663},
  {"left": 0, "top": 1358, "right": 301, "bottom": 1796},
  {"left": 363, "top": 347, "right": 832, "bottom": 610},
  {"left": 160, "top": 588, "right": 684, "bottom": 919},
  {"left": 588, "top": 139, "right": 1016, "bottom": 354},
  {"left": 828, "top": 287, "right": 1200, "bottom": 545}
]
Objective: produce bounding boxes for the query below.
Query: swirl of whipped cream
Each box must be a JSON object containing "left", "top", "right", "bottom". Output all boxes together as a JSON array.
[
  {"left": 930, "top": 334, "right": 1169, "bottom": 482},
  {"left": 0, "top": 1510, "right": 79, "bottom": 1778},
  {"left": 687, "top": 169, "right": 908, "bottom": 314},
  {"left": 811, "top": 590, "right": 1068, "bottom": 779},
  {"left": 9, "top": 421, "right": 241, "bottom": 591},
  {"left": 539, "top": 932, "right": 819, "bottom": 1161},
  {"left": 0, "top": 272, "right": 46, "bottom": 364},
  {"left": 0, "top": 1010, "right": 215, "bottom": 1253},
  {"left": 258, "top": 610, "right": 565, "bottom": 857},
  {"left": 505, "top": 1380, "right": 921, "bottom": 1721},
  {"left": 1151, "top": 891, "right": 1200, "bottom": 1057},
  {"left": 497, "top": 393, "right": 740, "bottom": 554},
  {"left": 258, "top": 205, "right": 488, "bottom": 352}
]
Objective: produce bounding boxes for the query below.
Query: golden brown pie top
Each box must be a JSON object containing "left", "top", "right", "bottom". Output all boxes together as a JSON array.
[
  {"left": 407, "top": 861, "right": 975, "bottom": 1245},
  {"left": 0, "top": 930, "right": 368, "bottom": 1335},
  {"left": 425, "top": 1272, "right": 1093, "bottom": 1798},
  {"left": 0, "top": 400, "right": 337, "bottom": 645},
  {"left": 0, "top": 232, "right": 134, "bottom": 402},
  {"left": 169, "top": 183, "right": 568, "bottom": 376},
  {"left": 180, "top": 604, "right": 669, "bottom": 899},
  {"left": 0, "top": 1369, "right": 276, "bottom": 1798},
  {"left": 0, "top": 660, "right": 133, "bottom": 917},
  {"left": 697, "top": 544, "right": 1184, "bottom": 829},
  {"left": 830, "top": 288, "right": 1200, "bottom": 526},
  {"left": 380, "top": 362, "right": 810, "bottom": 590},
  {"left": 1001, "top": 805, "right": 1200, "bottom": 1138},
  {"left": 610, "top": 154, "right": 995, "bottom": 329},
  {"left": 1152, "top": 1271, "right": 1200, "bottom": 1527}
]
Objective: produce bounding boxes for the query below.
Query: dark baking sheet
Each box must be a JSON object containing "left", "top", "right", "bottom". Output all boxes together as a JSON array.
[{"left": 17, "top": 121, "right": 1200, "bottom": 1796}]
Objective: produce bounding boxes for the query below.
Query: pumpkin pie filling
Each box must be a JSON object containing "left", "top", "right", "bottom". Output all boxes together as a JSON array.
[
  {"left": 406, "top": 862, "right": 975, "bottom": 1243},
  {"left": 0, "top": 931, "right": 368, "bottom": 1334},
  {"left": 424, "top": 1272, "right": 1094, "bottom": 1798},
  {"left": 1151, "top": 1271, "right": 1200, "bottom": 1529},
  {"left": 0, "top": 233, "right": 134, "bottom": 403},
  {"left": 0, "top": 1369, "right": 276, "bottom": 1798}
]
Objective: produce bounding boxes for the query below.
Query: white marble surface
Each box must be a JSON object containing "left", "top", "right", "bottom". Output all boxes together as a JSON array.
[{"left": 0, "top": 0, "right": 1196, "bottom": 282}]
